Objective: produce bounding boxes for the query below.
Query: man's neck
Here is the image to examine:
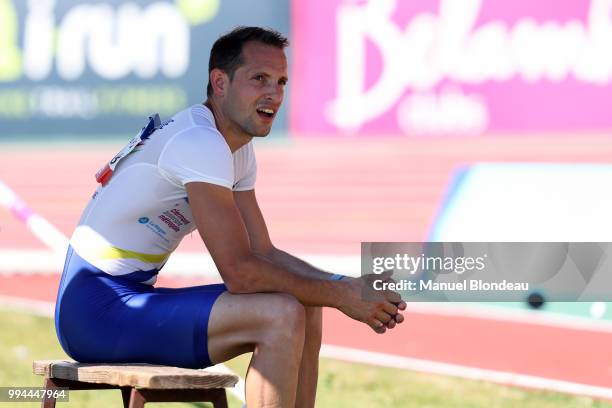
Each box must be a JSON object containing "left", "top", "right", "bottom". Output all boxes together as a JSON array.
[{"left": 203, "top": 99, "right": 252, "bottom": 153}]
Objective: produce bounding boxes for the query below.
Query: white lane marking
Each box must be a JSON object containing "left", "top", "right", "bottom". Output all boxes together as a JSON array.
[
  {"left": 320, "top": 344, "right": 612, "bottom": 400},
  {"left": 0, "top": 249, "right": 362, "bottom": 278}
]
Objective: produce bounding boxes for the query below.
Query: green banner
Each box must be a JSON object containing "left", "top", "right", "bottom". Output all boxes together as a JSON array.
[{"left": 0, "top": 0, "right": 289, "bottom": 137}]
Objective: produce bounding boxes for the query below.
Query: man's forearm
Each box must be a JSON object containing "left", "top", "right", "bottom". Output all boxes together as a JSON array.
[
  {"left": 226, "top": 253, "right": 347, "bottom": 308},
  {"left": 257, "top": 247, "right": 338, "bottom": 280}
]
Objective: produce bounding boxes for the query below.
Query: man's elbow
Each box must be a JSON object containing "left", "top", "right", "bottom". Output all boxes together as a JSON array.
[
  {"left": 220, "top": 259, "right": 258, "bottom": 294},
  {"left": 223, "top": 277, "right": 250, "bottom": 294}
]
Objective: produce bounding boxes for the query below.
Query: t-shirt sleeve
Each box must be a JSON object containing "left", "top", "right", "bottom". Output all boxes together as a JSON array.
[
  {"left": 158, "top": 127, "right": 234, "bottom": 189},
  {"left": 233, "top": 144, "right": 257, "bottom": 191}
]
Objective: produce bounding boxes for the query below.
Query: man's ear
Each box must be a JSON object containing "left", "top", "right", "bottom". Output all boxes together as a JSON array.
[{"left": 210, "top": 68, "right": 229, "bottom": 97}]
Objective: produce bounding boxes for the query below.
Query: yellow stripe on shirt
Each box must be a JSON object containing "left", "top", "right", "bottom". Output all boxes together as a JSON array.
[{"left": 99, "top": 246, "right": 170, "bottom": 264}]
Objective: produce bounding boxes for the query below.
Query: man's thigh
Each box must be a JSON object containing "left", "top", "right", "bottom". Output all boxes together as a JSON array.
[{"left": 207, "top": 292, "right": 306, "bottom": 364}]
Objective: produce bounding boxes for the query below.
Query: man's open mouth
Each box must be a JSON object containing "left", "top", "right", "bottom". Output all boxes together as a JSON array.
[{"left": 256, "top": 107, "right": 275, "bottom": 119}]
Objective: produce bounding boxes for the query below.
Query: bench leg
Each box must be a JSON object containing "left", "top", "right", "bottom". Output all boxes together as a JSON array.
[
  {"left": 208, "top": 388, "right": 229, "bottom": 408},
  {"left": 41, "top": 378, "right": 57, "bottom": 408},
  {"left": 121, "top": 387, "right": 132, "bottom": 408},
  {"left": 128, "top": 388, "right": 146, "bottom": 408}
]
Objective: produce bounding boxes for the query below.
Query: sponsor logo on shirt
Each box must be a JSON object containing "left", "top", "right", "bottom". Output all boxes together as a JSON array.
[
  {"left": 158, "top": 208, "right": 191, "bottom": 232},
  {"left": 137, "top": 215, "right": 169, "bottom": 243}
]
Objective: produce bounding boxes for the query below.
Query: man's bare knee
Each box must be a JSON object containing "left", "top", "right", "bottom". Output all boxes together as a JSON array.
[
  {"left": 207, "top": 292, "right": 305, "bottom": 364},
  {"left": 259, "top": 294, "right": 306, "bottom": 348}
]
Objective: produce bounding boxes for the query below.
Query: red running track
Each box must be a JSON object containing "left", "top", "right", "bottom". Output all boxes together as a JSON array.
[{"left": 1, "top": 137, "right": 612, "bottom": 392}]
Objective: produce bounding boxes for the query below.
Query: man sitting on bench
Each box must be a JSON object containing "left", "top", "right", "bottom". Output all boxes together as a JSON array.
[{"left": 54, "top": 26, "right": 405, "bottom": 408}]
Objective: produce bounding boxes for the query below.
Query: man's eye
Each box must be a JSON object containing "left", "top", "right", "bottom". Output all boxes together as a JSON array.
[{"left": 253, "top": 75, "right": 264, "bottom": 81}]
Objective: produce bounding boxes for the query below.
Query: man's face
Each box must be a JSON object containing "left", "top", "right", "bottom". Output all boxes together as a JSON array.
[{"left": 221, "top": 41, "right": 288, "bottom": 137}]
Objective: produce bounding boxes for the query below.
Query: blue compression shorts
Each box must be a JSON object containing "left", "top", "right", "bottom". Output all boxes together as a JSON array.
[{"left": 54, "top": 246, "right": 227, "bottom": 369}]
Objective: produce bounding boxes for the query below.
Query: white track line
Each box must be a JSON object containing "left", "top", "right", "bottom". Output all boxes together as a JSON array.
[
  {"left": 3, "top": 296, "right": 610, "bottom": 401},
  {"left": 320, "top": 344, "right": 612, "bottom": 400},
  {"left": 0, "top": 295, "right": 55, "bottom": 317},
  {"left": 0, "top": 249, "right": 361, "bottom": 278}
]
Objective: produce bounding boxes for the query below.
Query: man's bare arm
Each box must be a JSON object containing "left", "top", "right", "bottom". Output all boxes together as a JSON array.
[
  {"left": 188, "top": 182, "right": 402, "bottom": 332},
  {"left": 232, "top": 189, "right": 334, "bottom": 279},
  {"left": 186, "top": 182, "right": 345, "bottom": 307},
  {"left": 232, "top": 189, "right": 405, "bottom": 331},
  {"left": 259, "top": 248, "right": 334, "bottom": 280}
]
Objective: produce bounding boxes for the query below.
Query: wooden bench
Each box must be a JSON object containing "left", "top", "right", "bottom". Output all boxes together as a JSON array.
[{"left": 33, "top": 360, "right": 238, "bottom": 408}]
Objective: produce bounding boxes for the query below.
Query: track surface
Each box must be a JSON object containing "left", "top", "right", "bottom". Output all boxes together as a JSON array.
[{"left": 1, "top": 136, "right": 612, "bottom": 391}]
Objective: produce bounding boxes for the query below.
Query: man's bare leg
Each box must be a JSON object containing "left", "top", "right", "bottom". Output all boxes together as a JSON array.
[
  {"left": 295, "top": 306, "right": 322, "bottom": 408},
  {"left": 207, "top": 292, "right": 306, "bottom": 407}
]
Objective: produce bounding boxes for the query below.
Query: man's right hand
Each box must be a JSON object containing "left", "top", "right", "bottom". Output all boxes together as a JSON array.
[{"left": 337, "top": 271, "right": 406, "bottom": 334}]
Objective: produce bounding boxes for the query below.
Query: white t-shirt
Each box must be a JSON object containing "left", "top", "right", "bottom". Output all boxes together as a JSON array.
[{"left": 70, "top": 104, "right": 256, "bottom": 285}]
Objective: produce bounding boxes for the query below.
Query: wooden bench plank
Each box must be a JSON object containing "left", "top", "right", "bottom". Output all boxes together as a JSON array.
[{"left": 33, "top": 360, "right": 238, "bottom": 389}]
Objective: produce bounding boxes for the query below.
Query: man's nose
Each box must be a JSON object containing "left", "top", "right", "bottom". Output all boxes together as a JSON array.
[{"left": 265, "top": 83, "right": 284, "bottom": 103}]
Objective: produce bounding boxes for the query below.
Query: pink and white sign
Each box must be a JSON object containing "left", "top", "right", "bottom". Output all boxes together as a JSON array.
[{"left": 290, "top": 0, "right": 612, "bottom": 136}]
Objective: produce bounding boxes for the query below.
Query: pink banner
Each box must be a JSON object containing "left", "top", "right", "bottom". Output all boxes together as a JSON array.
[{"left": 290, "top": 0, "right": 612, "bottom": 136}]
